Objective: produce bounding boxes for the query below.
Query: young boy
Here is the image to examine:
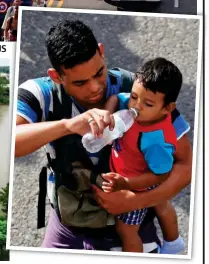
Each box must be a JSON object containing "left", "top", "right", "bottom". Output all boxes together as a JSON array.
[{"left": 102, "top": 57, "right": 185, "bottom": 253}]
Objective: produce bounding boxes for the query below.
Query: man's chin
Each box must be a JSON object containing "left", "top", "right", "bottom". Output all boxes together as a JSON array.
[{"left": 89, "top": 92, "right": 105, "bottom": 104}]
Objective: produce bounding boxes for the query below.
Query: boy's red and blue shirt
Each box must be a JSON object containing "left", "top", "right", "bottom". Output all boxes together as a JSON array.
[{"left": 110, "top": 93, "right": 177, "bottom": 180}]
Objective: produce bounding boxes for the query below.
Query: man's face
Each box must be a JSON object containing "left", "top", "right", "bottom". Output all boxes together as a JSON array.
[
  {"left": 49, "top": 45, "right": 107, "bottom": 108},
  {"left": 128, "top": 80, "right": 171, "bottom": 124},
  {"left": 14, "top": 0, "right": 22, "bottom": 6},
  {"left": 14, "top": 6, "right": 18, "bottom": 16}
]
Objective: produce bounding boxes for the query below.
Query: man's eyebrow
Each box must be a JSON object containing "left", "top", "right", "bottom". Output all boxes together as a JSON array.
[
  {"left": 92, "top": 66, "right": 104, "bottom": 78},
  {"left": 72, "top": 78, "right": 88, "bottom": 85},
  {"left": 71, "top": 66, "right": 104, "bottom": 85}
]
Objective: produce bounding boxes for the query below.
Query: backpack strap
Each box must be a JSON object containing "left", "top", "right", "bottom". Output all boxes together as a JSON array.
[
  {"left": 50, "top": 82, "right": 73, "bottom": 120},
  {"left": 37, "top": 166, "right": 47, "bottom": 229},
  {"left": 111, "top": 67, "right": 135, "bottom": 93},
  {"left": 37, "top": 80, "right": 74, "bottom": 229}
]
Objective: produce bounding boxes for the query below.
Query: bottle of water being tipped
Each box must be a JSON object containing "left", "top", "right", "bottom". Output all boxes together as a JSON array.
[{"left": 82, "top": 108, "right": 139, "bottom": 153}]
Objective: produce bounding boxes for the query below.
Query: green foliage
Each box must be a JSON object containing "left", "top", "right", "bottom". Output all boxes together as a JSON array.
[
  {"left": 0, "top": 183, "right": 9, "bottom": 216},
  {"left": 0, "top": 219, "right": 8, "bottom": 261},
  {"left": 0, "top": 220, "right": 6, "bottom": 240},
  {"left": 0, "top": 76, "right": 9, "bottom": 104},
  {"left": 0, "top": 183, "right": 9, "bottom": 261}
]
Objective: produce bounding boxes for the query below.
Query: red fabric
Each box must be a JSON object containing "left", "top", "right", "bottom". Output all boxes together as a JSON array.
[{"left": 110, "top": 114, "right": 177, "bottom": 178}]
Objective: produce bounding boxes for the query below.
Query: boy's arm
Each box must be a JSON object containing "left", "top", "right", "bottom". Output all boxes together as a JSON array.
[
  {"left": 102, "top": 139, "right": 175, "bottom": 192},
  {"left": 93, "top": 134, "right": 192, "bottom": 214},
  {"left": 102, "top": 171, "right": 169, "bottom": 192},
  {"left": 103, "top": 94, "right": 119, "bottom": 114},
  {"left": 104, "top": 93, "right": 131, "bottom": 114},
  {"left": 124, "top": 171, "right": 169, "bottom": 190},
  {"left": 125, "top": 130, "right": 176, "bottom": 190}
]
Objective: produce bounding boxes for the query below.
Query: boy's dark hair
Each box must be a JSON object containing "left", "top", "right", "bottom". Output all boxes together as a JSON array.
[
  {"left": 45, "top": 19, "right": 99, "bottom": 75},
  {"left": 135, "top": 57, "right": 182, "bottom": 105}
]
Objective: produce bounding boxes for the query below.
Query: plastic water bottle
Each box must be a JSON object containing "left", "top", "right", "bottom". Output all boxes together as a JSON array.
[{"left": 82, "top": 108, "right": 139, "bottom": 153}]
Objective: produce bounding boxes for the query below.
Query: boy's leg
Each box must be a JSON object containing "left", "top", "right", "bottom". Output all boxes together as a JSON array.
[
  {"left": 154, "top": 201, "right": 178, "bottom": 241},
  {"left": 116, "top": 219, "right": 143, "bottom": 252},
  {"left": 154, "top": 201, "right": 184, "bottom": 254},
  {"left": 116, "top": 209, "right": 148, "bottom": 252}
]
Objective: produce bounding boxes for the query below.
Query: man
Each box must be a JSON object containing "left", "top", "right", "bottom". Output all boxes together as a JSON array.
[
  {"left": 1, "top": 0, "right": 22, "bottom": 35},
  {"left": 4, "top": 5, "right": 18, "bottom": 41},
  {"left": 16, "top": 19, "right": 192, "bottom": 253}
]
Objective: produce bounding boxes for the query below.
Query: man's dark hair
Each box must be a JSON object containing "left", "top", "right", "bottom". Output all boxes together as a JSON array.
[
  {"left": 135, "top": 57, "right": 182, "bottom": 105},
  {"left": 45, "top": 19, "right": 99, "bottom": 75}
]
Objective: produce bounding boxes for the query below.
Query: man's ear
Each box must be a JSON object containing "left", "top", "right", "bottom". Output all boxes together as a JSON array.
[
  {"left": 47, "top": 68, "right": 62, "bottom": 84},
  {"left": 98, "top": 43, "right": 104, "bottom": 58},
  {"left": 164, "top": 102, "right": 176, "bottom": 113}
]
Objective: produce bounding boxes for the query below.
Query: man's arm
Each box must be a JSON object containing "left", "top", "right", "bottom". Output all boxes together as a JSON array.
[
  {"left": 103, "top": 94, "right": 119, "bottom": 114},
  {"left": 16, "top": 109, "right": 115, "bottom": 157},
  {"left": 93, "top": 134, "right": 192, "bottom": 214},
  {"left": 4, "top": 18, "right": 10, "bottom": 41},
  {"left": 2, "top": 7, "right": 12, "bottom": 31},
  {"left": 16, "top": 116, "right": 70, "bottom": 157}
]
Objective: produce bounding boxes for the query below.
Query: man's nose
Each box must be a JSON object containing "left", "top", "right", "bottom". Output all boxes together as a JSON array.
[{"left": 89, "top": 79, "right": 100, "bottom": 93}]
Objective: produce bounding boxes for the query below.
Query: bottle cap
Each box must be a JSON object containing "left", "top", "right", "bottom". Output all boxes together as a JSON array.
[{"left": 129, "top": 108, "right": 139, "bottom": 119}]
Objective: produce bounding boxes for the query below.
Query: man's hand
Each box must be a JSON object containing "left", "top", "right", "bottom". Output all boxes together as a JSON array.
[
  {"left": 66, "top": 108, "right": 115, "bottom": 137},
  {"left": 92, "top": 185, "right": 137, "bottom": 215},
  {"left": 101, "top": 172, "right": 129, "bottom": 192}
]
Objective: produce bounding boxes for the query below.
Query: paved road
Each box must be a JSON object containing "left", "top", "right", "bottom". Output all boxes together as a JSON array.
[
  {"left": 10, "top": 10, "right": 200, "bottom": 256},
  {"left": 44, "top": 0, "right": 196, "bottom": 15}
]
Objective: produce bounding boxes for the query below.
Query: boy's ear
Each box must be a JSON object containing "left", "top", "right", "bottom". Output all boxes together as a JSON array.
[{"left": 164, "top": 102, "right": 176, "bottom": 113}]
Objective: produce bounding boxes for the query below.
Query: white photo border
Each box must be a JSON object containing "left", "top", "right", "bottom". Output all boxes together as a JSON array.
[{"left": 6, "top": 6, "right": 203, "bottom": 261}]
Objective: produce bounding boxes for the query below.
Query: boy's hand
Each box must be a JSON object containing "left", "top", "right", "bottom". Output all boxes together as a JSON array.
[{"left": 101, "top": 172, "right": 129, "bottom": 192}]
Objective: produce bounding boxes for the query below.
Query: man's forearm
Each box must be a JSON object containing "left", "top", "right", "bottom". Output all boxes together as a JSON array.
[
  {"left": 15, "top": 107, "right": 115, "bottom": 157},
  {"left": 4, "top": 30, "right": 8, "bottom": 41},
  {"left": 133, "top": 162, "right": 191, "bottom": 209},
  {"left": 15, "top": 119, "right": 70, "bottom": 157},
  {"left": 126, "top": 171, "right": 169, "bottom": 190}
]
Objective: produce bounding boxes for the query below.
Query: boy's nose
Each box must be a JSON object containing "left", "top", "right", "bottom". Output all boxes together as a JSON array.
[{"left": 135, "top": 99, "right": 142, "bottom": 110}]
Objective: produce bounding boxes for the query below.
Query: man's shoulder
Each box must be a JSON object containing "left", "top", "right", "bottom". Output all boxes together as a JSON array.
[
  {"left": 19, "top": 77, "right": 53, "bottom": 92},
  {"left": 18, "top": 77, "right": 53, "bottom": 109},
  {"left": 7, "top": 6, "right": 13, "bottom": 11}
]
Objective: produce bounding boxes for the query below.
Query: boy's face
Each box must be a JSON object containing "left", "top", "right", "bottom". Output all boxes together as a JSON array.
[{"left": 128, "top": 80, "right": 174, "bottom": 124}]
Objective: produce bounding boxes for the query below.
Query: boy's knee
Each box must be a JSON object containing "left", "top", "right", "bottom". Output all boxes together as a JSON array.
[
  {"left": 116, "top": 221, "right": 139, "bottom": 240},
  {"left": 155, "top": 201, "right": 174, "bottom": 216}
]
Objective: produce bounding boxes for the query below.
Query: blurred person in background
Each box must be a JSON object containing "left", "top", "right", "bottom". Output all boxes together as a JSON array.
[
  {"left": 33, "top": 0, "right": 47, "bottom": 7},
  {"left": 1, "top": 0, "right": 22, "bottom": 33},
  {"left": 4, "top": 5, "right": 18, "bottom": 41}
]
